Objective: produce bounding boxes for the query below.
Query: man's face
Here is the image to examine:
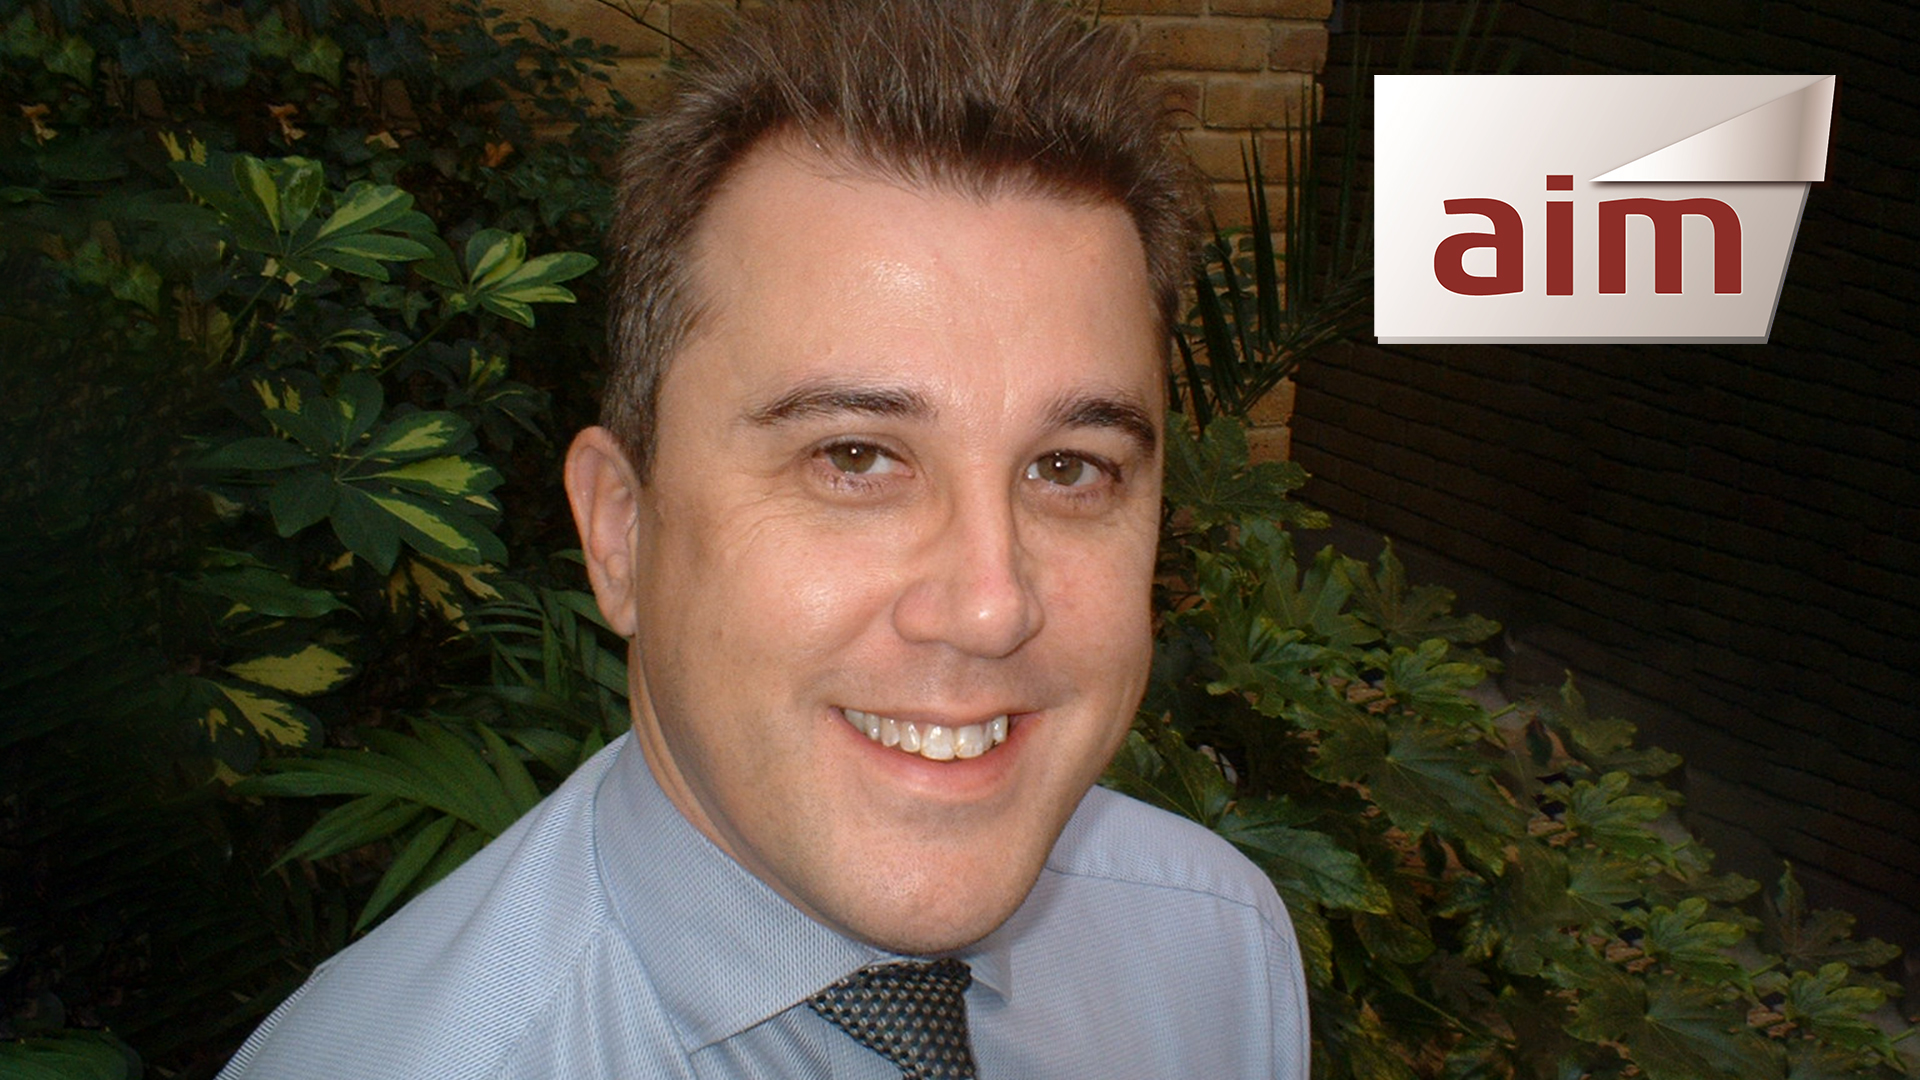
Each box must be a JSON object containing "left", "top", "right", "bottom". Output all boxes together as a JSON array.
[{"left": 573, "top": 139, "right": 1164, "bottom": 955}]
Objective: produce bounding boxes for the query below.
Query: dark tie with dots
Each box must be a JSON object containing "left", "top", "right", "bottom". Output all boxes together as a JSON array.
[{"left": 808, "top": 958, "right": 979, "bottom": 1079}]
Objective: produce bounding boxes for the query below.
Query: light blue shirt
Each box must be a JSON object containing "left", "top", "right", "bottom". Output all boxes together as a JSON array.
[{"left": 220, "top": 735, "right": 1309, "bottom": 1078}]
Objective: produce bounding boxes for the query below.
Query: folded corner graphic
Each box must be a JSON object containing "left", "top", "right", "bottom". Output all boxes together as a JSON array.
[
  {"left": 1589, "top": 76, "right": 1835, "bottom": 183},
  {"left": 1373, "top": 75, "right": 1838, "bottom": 345}
]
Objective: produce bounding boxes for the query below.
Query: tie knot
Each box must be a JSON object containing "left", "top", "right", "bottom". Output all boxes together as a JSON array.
[{"left": 808, "top": 958, "right": 978, "bottom": 1079}]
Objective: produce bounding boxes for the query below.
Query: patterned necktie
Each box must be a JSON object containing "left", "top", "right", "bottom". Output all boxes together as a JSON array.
[{"left": 808, "top": 958, "right": 980, "bottom": 1079}]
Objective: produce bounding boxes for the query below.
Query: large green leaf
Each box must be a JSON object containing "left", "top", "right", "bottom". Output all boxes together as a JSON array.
[
  {"left": 1637, "top": 897, "right": 1751, "bottom": 987},
  {"left": 1102, "top": 723, "right": 1234, "bottom": 827},
  {"left": 1163, "top": 413, "right": 1324, "bottom": 531},
  {"left": 1565, "top": 969, "right": 1778, "bottom": 1080},
  {"left": 1216, "top": 809, "right": 1391, "bottom": 913},
  {"left": 1313, "top": 709, "right": 1522, "bottom": 865},
  {"left": 364, "top": 488, "right": 505, "bottom": 566},
  {"left": 361, "top": 411, "right": 472, "bottom": 461},
  {"left": 1777, "top": 964, "right": 1899, "bottom": 1062},
  {"left": 1559, "top": 771, "right": 1671, "bottom": 861}
]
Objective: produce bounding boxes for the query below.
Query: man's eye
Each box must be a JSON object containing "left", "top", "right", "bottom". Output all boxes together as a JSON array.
[
  {"left": 823, "top": 442, "right": 901, "bottom": 476},
  {"left": 1026, "top": 451, "right": 1105, "bottom": 488}
]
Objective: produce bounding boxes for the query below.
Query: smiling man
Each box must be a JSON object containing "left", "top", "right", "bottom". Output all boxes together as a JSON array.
[{"left": 219, "top": 2, "right": 1307, "bottom": 1077}]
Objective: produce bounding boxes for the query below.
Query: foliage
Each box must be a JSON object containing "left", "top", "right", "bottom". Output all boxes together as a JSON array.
[
  {"left": 1, "top": 0, "right": 631, "bottom": 1068},
  {"left": 1178, "top": 115, "right": 1370, "bottom": 429},
  {"left": 1112, "top": 414, "right": 1914, "bottom": 1080}
]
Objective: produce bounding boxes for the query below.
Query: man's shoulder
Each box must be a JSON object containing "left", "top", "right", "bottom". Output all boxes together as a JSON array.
[
  {"left": 218, "top": 738, "right": 641, "bottom": 1079},
  {"left": 1046, "top": 784, "right": 1285, "bottom": 922}
]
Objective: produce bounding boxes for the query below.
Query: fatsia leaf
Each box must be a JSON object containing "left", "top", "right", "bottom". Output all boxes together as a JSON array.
[
  {"left": 1162, "top": 413, "right": 1322, "bottom": 531},
  {"left": 1216, "top": 809, "right": 1390, "bottom": 913},
  {"left": 1637, "top": 897, "right": 1751, "bottom": 987},
  {"left": 1780, "top": 964, "right": 1898, "bottom": 1061},
  {"left": 1355, "top": 894, "right": 1436, "bottom": 964},
  {"left": 1102, "top": 724, "right": 1233, "bottom": 827},
  {"left": 1313, "top": 710, "right": 1523, "bottom": 865},
  {"left": 1766, "top": 864, "right": 1904, "bottom": 974},
  {"left": 1560, "top": 771, "right": 1671, "bottom": 860},
  {"left": 1567, "top": 969, "right": 1778, "bottom": 1080},
  {"left": 1344, "top": 540, "right": 1500, "bottom": 651}
]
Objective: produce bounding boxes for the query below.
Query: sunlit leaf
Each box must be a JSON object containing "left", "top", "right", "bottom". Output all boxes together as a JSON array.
[
  {"left": 228, "top": 643, "right": 354, "bottom": 696},
  {"left": 372, "top": 455, "right": 502, "bottom": 498},
  {"left": 366, "top": 489, "right": 504, "bottom": 566},
  {"left": 215, "top": 682, "right": 320, "bottom": 748},
  {"left": 362, "top": 411, "right": 470, "bottom": 460}
]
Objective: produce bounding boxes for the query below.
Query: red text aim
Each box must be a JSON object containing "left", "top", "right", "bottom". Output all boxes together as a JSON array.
[{"left": 1434, "top": 174, "right": 1741, "bottom": 296}]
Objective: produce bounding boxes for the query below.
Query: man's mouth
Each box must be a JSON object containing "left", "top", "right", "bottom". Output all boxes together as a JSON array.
[{"left": 841, "top": 708, "right": 1011, "bottom": 762}]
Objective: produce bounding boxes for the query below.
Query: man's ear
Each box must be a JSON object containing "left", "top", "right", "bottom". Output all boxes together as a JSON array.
[{"left": 564, "top": 426, "right": 646, "bottom": 639}]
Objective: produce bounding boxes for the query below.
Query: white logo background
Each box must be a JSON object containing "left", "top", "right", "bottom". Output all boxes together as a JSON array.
[{"left": 1375, "top": 75, "right": 1834, "bottom": 344}]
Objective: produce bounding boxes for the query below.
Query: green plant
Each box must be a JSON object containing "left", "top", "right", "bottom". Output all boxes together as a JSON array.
[
  {"left": 1111, "top": 413, "right": 1913, "bottom": 1080},
  {"left": 1, "top": 0, "right": 625, "bottom": 1065}
]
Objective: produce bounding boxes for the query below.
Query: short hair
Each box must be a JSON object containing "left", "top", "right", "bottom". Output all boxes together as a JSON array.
[{"left": 601, "top": 0, "right": 1202, "bottom": 475}]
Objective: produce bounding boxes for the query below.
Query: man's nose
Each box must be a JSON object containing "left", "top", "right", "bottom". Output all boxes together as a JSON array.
[{"left": 890, "top": 488, "right": 1044, "bottom": 659}]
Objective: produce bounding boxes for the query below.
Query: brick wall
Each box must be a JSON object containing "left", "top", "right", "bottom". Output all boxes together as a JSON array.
[{"left": 1297, "top": 0, "right": 1920, "bottom": 954}]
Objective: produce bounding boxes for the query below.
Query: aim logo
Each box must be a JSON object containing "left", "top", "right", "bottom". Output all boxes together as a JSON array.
[{"left": 1375, "top": 75, "right": 1834, "bottom": 344}]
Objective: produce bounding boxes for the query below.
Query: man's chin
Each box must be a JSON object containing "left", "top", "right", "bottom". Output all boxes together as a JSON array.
[{"left": 814, "top": 862, "right": 1043, "bottom": 958}]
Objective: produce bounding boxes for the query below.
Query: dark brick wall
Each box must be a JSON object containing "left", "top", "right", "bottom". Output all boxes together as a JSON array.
[{"left": 1299, "top": 0, "right": 1920, "bottom": 949}]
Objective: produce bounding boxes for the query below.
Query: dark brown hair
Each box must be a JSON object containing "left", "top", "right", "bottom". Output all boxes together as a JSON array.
[{"left": 602, "top": 0, "right": 1200, "bottom": 473}]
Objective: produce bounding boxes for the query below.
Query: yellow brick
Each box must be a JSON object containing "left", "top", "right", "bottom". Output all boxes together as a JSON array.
[
  {"left": 1144, "top": 74, "right": 1205, "bottom": 129},
  {"left": 1096, "top": 0, "right": 1204, "bottom": 13},
  {"left": 1245, "top": 422, "right": 1293, "bottom": 463},
  {"left": 1206, "top": 181, "right": 1289, "bottom": 229},
  {"left": 1246, "top": 378, "right": 1297, "bottom": 427},
  {"left": 1137, "top": 19, "right": 1268, "bottom": 71},
  {"left": 1203, "top": 73, "right": 1315, "bottom": 128},
  {"left": 1268, "top": 22, "right": 1329, "bottom": 73},
  {"left": 1178, "top": 129, "right": 1260, "bottom": 182},
  {"left": 511, "top": 0, "right": 669, "bottom": 57},
  {"left": 1210, "top": 0, "right": 1334, "bottom": 18},
  {"left": 605, "top": 58, "right": 678, "bottom": 113},
  {"left": 669, "top": 1, "right": 740, "bottom": 58}
]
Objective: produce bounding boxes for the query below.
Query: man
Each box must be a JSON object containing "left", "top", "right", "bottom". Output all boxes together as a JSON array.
[{"left": 220, "top": 1, "right": 1308, "bottom": 1076}]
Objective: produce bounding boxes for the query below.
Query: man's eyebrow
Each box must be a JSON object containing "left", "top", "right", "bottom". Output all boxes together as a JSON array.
[
  {"left": 1045, "top": 392, "right": 1159, "bottom": 455},
  {"left": 744, "top": 381, "right": 935, "bottom": 425}
]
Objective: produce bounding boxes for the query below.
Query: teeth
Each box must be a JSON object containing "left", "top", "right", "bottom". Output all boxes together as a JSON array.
[{"left": 844, "top": 708, "right": 1010, "bottom": 762}]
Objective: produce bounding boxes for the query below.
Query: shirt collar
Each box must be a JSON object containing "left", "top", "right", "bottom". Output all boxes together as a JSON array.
[{"left": 592, "top": 736, "right": 1013, "bottom": 1051}]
